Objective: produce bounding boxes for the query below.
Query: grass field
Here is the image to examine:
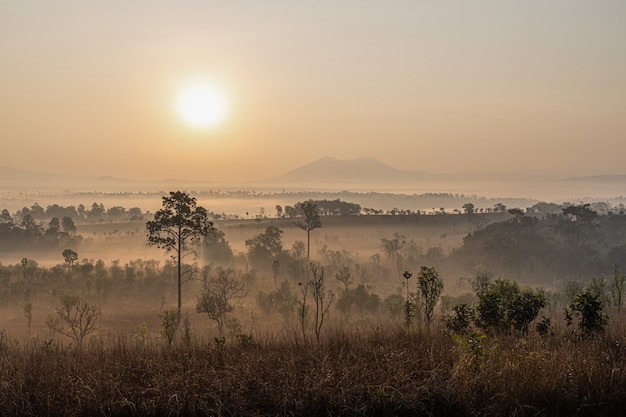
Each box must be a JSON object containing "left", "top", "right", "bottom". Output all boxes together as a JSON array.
[{"left": 2, "top": 322, "right": 626, "bottom": 416}]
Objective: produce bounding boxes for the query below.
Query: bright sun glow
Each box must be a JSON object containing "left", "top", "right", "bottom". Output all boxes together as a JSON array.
[{"left": 176, "top": 82, "right": 228, "bottom": 129}]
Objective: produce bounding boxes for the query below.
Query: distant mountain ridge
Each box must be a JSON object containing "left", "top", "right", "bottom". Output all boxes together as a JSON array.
[
  {"left": 265, "top": 156, "right": 431, "bottom": 184},
  {"left": 561, "top": 174, "right": 626, "bottom": 183}
]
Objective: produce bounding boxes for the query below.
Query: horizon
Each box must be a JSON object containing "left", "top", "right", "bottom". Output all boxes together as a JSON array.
[{"left": 1, "top": 2, "right": 625, "bottom": 183}]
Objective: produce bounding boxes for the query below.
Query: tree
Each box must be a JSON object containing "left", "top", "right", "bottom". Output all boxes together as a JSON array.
[
  {"left": 558, "top": 204, "right": 598, "bottom": 249},
  {"left": 565, "top": 291, "right": 608, "bottom": 336},
  {"left": 309, "top": 264, "right": 334, "bottom": 343},
  {"left": 402, "top": 270, "right": 413, "bottom": 328},
  {"left": 336, "top": 284, "right": 380, "bottom": 317},
  {"left": 47, "top": 217, "right": 60, "bottom": 233},
  {"left": 202, "top": 229, "right": 233, "bottom": 265},
  {"left": 612, "top": 265, "right": 626, "bottom": 314},
  {"left": 289, "top": 241, "right": 308, "bottom": 282},
  {"left": 462, "top": 203, "right": 475, "bottom": 215},
  {"left": 87, "top": 202, "right": 105, "bottom": 221},
  {"left": 476, "top": 278, "right": 546, "bottom": 335},
  {"left": 256, "top": 280, "right": 297, "bottom": 319},
  {"left": 62, "top": 249, "right": 78, "bottom": 273},
  {"left": 381, "top": 233, "right": 406, "bottom": 275},
  {"left": 196, "top": 268, "right": 247, "bottom": 336},
  {"left": 159, "top": 310, "right": 178, "bottom": 347},
  {"left": 295, "top": 201, "right": 321, "bottom": 262},
  {"left": 147, "top": 191, "right": 216, "bottom": 322},
  {"left": 493, "top": 203, "right": 507, "bottom": 213},
  {"left": 245, "top": 226, "right": 284, "bottom": 269},
  {"left": 46, "top": 295, "right": 100, "bottom": 351},
  {"left": 417, "top": 266, "right": 444, "bottom": 328}
]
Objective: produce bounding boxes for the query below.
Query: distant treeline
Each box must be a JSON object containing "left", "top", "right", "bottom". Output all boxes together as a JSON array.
[{"left": 451, "top": 203, "right": 626, "bottom": 284}]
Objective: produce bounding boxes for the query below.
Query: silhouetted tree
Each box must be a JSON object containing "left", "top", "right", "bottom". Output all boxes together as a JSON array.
[
  {"left": 381, "top": 233, "right": 406, "bottom": 276},
  {"left": 46, "top": 295, "right": 100, "bottom": 351},
  {"left": 62, "top": 249, "right": 78, "bottom": 273},
  {"left": 196, "top": 268, "right": 247, "bottom": 336},
  {"left": 417, "top": 266, "right": 444, "bottom": 328},
  {"left": 146, "top": 191, "right": 216, "bottom": 322},
  {"left": 202, "top": 229, "right": 233, "bottom": 265},
  {"left": 61, "top": 216, "right": 77, "bottom": 234},
  {"left": 245, "top": 226, "right": 284, "bottom": 270},
  {"left": 295, "top": 201, "right": 321, "bottom": 262},
  {"left": 558, "top": 204, "right": 598, "bottom": 249}
]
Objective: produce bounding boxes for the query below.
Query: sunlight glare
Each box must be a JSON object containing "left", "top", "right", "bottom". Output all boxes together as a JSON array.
[{"left": 176, "top": 82, "right": 228, "bottom": 129}]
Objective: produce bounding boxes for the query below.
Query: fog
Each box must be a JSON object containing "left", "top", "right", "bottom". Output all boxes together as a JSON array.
[{"left": 1, "top": 182, "right": 625, "bottom": 344}]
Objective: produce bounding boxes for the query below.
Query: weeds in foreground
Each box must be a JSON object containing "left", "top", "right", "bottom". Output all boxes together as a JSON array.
[{"left": 1, "top": 325, "right": 626, "bottom": 416}]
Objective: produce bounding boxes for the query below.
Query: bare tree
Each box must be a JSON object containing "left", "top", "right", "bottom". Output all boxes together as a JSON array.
[
  {"left": 310, "top": 264, "right": 334, "bottom": 343},
  {"left": 196, "top": 268, "right": 247, "bottom": 336},
  {"left": 296, "top": 280, "right": 310, "bottom": 343},
  {"left": 46, "top": 295, "right": 100, "bottom": 350}
]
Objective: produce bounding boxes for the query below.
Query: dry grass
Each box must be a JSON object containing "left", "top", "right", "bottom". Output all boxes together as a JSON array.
[{"left": 1, "top": 324, "right": 626, "bottom": 417}]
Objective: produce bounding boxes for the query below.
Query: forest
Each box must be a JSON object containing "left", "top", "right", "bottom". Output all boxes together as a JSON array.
[{"left": 1, "top": 191, "right": 626, "bottom": 416}]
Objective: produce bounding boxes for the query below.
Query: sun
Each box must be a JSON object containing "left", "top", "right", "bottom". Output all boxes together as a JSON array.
[{"left": 176, "top": 82, "right": 228, "bottom": 129}]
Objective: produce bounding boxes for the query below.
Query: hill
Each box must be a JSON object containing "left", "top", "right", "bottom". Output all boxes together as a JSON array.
[{"left": 265, "top": 156, "right": 432, "bottom": 184}]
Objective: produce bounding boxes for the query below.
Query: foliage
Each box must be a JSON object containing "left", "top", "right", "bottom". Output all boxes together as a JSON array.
[
  {"left": 445, "top": 303, "right": 475, "bottom": 333},
  {"left": 416, "top": 266, "right": 444, "bottom": 327},
  {"left": 196, "top": 268, "right": 247, "bottom": 336},
  {"left": 256, "top": 280, "right": 297, "bottom": 320},
  {"left": 381, "top": 233, "right": 406, "bottom": 275},
  {"left": 133, "top": 322, "right": 149, "bottom": 346},
  {"left": 336, "top": 284, "right": 380, "bottom": 317},
  {"left": 146, "top": 191, "right": 216, "bottom": 321},
  {"left": 558, "top": 203, "right": 599, "bottom": 249},
  {"left": 202, "top": 229, "right": 233, "bottom": 265},
  {"left": 535, "top": 316, "right": 553, "bottom": 336},
  {"left": 159, "top": 310, "right": 178, "bottom": 347},
  {"left": 383, "top": 293, "right": 405, "bottom": 318},
  {"left": 295, "top": 201, "right": 322, "bottom": 261},
  {"left": 62, "top": 249, "right": 78, "bottom": 272},
  {"left": 334, "top": 265, "right": 353, "bottom": 289},
  {"left": 611, "top": 265, "right": 626, "bottom": 314},
  {"left": 302, "top": 199, "right": 362, "bottom": 216},
  {"left": 508, "top": 288, "right": 547, "bottom": 334},
  {"left": 245, "top": 225, "right": 284, "bottom": 269},
  {"left": 565, "top": 291, "right": 608, "bottom": 336},
  {"left": 454, "top": 331, "right": 487, "bottom": 373},
  {"left": 476, "top": 278, "right": 546, "bottom": 335}
]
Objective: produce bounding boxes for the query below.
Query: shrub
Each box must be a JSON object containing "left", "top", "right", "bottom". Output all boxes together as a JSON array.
[{"left": 565, "top": 291, "right": 608, "bottom": 336}]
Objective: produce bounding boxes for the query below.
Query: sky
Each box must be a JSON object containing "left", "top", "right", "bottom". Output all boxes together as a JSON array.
[{"left": 1, "top": 1, "right": 625, "bottom": 182}]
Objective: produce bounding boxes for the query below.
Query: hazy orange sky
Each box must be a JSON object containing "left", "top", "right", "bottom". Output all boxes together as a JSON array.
[{"left": 1, "top": 2, "right": 625, "bottom": 182}]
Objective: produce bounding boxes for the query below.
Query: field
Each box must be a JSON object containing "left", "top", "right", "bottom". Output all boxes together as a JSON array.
[
  {"left": 0, "top": 213, "right": 475, "bottom": 341},
  {"left": 2, "top": 322, "right": 626, "bottom": 416},
  {"left": 1, "top": 202, "right": 625, "bottom": 416}
]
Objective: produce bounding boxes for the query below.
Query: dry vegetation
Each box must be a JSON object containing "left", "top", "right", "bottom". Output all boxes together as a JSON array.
[
  {"left": 2, "top": 199, "right": 626, "bottom": 415},
  {"left": 2, "top": 323, "right": 626, "bottom": 416}
]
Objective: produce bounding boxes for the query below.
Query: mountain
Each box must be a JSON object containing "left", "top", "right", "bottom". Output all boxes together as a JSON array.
[
  {"left": 561, "top": 174, "right": 626, "bottom": 183},
  {"left": 0, "top": 167, "right": 146, "bottom": 191},
  {"left": 0, "top": 166, "right": 222, "bottom": 192},
  {"left": 265, "top": 156, "right": 431, "bottom": 184}
]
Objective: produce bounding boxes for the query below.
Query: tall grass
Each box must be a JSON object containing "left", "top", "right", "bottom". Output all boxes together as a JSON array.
[{"left": 2, "top": 323, "right": 626, "bottom": 416}]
